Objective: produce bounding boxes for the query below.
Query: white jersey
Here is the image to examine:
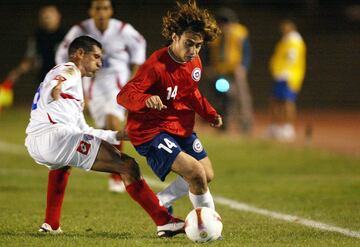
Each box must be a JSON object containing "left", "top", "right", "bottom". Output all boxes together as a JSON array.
[
  {"left": 56, "top": 18, "right": 146, "bottom": 97},
  {"left": 26, "top": 62, "right": 119, "bottom": 145}
]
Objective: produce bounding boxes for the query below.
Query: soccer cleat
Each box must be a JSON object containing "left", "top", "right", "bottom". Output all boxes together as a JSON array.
[
  {"left": 108, "top": 177, "right": 126, "bottom": 193},
  {"left": 38, "top": 223, "right": 63, "bottom": 234},
  {"left": 157, "top": 218, "right": 185, "bottom": 238}
]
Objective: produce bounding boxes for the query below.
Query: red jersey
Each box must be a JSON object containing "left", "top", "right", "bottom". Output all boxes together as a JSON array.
[{"left": 117, "top": 47, "right": 218, "bottom": 145}]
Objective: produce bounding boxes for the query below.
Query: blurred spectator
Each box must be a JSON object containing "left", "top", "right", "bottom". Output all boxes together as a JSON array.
[
  {"left": 0, "top": 5, "right": 65, "bottom": 112},
  {"left": 56, "top": 0, "right": 146, "bottom": 193},
  {"left": 6, "top": 5, "right": 65, "bottom": 84},
  {"left": 204, "top": 7, "right": 253, "bottom": 134},
  {"left": 268, "top": 19, "right": 306, "bottom": 141}
]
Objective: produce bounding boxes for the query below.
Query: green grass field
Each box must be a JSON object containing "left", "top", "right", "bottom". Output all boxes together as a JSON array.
[{"left": 1, "top": 107, "right": 360, "bottom": 246}]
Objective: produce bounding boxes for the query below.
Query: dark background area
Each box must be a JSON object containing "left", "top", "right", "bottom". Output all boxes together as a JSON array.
[{"left": 0, "top": 0, "right": 359, "bottom": 110}]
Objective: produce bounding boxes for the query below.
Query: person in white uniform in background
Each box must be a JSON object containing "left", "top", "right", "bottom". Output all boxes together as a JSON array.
[
  {"left": 25, "top": 36, "right": 185, "bottom": 237},
  {"left": 56, "top": 0, "right": 146, "bottom": 192}
]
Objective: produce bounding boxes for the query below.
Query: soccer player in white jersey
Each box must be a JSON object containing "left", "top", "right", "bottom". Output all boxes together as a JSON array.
[
  {"left": 25, "top": 36, "right": 184, "bottom": 237},
  {"left": 56, "top": 0, "right": 146, "bottom": 192}
]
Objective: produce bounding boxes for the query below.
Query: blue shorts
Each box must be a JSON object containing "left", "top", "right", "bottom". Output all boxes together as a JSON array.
[
  {"left": 272, "top": 80, "right": 297, "bottom": 101},
  {"left": 134, "top": 132, "right": 207, "bottom": 181}
]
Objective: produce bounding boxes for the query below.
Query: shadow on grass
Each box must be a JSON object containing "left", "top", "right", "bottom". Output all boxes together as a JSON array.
[
  {"left": 0, "top": 231, "right": 132, "bottom": 239},
  {"left": 0, "top": 231, "right": 188, "bottom": 244}
]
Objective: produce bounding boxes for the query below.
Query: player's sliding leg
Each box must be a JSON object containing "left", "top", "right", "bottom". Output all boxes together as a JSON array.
[
  {"left": 171, "top": 152, "right": 215, "bottom": 210},
  {"left": 105, "top": 114, "right": 125, "bottom": 193},
  {"left": 91, "top": 141, "right": 185, "bottom": 237},
  {"left": 39, "top": 166, "right": 71, "bottom": 233},
  {"left": 157, "top": 157, "right": 215, "bottom": 211}
]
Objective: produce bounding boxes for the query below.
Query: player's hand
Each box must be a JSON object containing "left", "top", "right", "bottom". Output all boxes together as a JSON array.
[
  {"left": 145, "top": 95, "right": 167, "bottom": 111},
  {"left": 51, "top": 76, "right": 67, "bottom": 100},
  {"left": 210, "top": 115, "right": 223, "bottom": 128},
  {"left": 116, "top": 130, "right": 130, "bottom": 141}
]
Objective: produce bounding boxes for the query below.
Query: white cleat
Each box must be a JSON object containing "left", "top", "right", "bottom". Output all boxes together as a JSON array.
[
  {"left": 38, "top": 223, "right": 63, "bottom": 234},
  {"left": 157, "top": 218, "right": 185, "bottom": 238},
  {"left": 108, "top": 178, "right": 126, "bottom": 193}
]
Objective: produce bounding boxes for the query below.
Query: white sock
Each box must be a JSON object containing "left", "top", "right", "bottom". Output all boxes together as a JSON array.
[
  {"left": 189, "top": 189, "right": 215, "bottom": 210},
  {"left": 157, "top": 176, "right": 189, "bottom": 207}
]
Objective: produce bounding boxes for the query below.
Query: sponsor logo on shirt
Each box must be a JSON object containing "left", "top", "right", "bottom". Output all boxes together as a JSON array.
[
  {"left": 193, "top": 138, "right": 203, "bottom": 153},
  {"left": 83, "top": 134, "right": 94, "bottom": 141},
  {"left": 76, "top": 141, "right": 91, "bottom": 155},
  {"left": 192, "top": 67, "right": 201, "bottom": 82}
]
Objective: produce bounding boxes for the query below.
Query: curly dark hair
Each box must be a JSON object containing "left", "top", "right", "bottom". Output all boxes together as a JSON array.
[{"left": 162, "top": 0, "right": 220, "bottom": 44}]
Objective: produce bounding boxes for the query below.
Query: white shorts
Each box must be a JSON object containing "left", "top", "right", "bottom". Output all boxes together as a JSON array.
[
  {"left": 87, "top": 92, "right": 126, "bottom": 128},
  {"left": 83, "top": 71, "right": 127, "bottom": 128},
  {"left": 25, "top": 125, "right": 102, "bottom": 171}
]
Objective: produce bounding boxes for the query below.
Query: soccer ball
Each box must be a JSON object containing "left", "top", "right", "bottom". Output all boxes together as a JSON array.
[{"left": 185, "top": 207, "right": 223, "bottom": 243}]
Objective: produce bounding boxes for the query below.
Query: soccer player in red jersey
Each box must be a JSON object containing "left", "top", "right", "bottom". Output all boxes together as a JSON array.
[{"left": 117, "top": 1, "right": 222, "bottom": 212}]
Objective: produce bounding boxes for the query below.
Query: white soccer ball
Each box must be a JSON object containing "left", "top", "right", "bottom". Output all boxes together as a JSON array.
[{"left": 185, "top": 207, "right": 223, "bottom": 243}]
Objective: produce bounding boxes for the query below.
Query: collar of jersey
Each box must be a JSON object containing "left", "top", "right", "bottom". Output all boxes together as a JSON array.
[{"left": 167, "top": 47, "right": 187, "bottom": 64}]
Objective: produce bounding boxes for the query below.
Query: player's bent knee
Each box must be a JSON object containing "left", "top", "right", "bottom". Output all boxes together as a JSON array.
[
  {"left": 187, "top": 164, "right": 207, "bottom": 188},
  {"left": 119, "top": 153, "right": 141, "bottom": 181}
]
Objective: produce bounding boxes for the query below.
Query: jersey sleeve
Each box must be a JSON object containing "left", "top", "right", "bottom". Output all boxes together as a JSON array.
[
  {"left": 41, "top": 66, "right": 71, "bottom": 104},
  {"left": 55, "top": 25, "right": 83, "bottom": 65},
  {"left": 123, "top": 24, "right": 146, "bottom": 65},
  {"left": 117, "top": 63, "right": 158, "bottom": 111},
  {"left": 77, "top": 113, "right": 120, "bottom": 145},
  {"left": 187, "top": 87, "right": 219, "bottom": 123},
  {"left": 41, "top": 78, "right": 62, "bottom": 104}
]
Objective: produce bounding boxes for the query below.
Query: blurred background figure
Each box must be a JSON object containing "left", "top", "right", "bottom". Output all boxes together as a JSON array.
[
  {"left": 0, "top": 5, "right": 64, "bottom": 112},
  {"left": 204, "top": 7, "right": 253, "bottom": 134},
  {"left": 56, "top": 0, "right": 146, "bottom": 193},
  {"left": 0, "top": 80, "right": 13, "bottom": 112},
  {"left": 268, "top": 19, "right": 306, "bottom": 141}
]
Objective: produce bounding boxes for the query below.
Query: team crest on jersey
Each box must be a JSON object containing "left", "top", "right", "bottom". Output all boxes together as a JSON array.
[
  {"left": 193, "top": 138, "right": 203, "bottom": 153},
  {"left": 76, "top": 141, "right": 91, "bottom": 155},
  {"left": 192, "top": 67, "right": 201, "bottom": 82}
]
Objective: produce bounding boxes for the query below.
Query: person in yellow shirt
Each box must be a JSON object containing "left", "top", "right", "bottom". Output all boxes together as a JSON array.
[
  {"left": 206, "top": 7, "right": 253, "bottom": 134},
  {"left": 268, "top": 19, "right": 306, "bottom": 141}
]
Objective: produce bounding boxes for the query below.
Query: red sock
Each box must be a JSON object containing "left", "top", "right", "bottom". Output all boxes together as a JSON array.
[
  {"left": 110, "top": 143, "right": 123, "bottom": 181},
  {"left": 126, "top": 179, "right": 172, "bottom": 226},
  {"left": 44, "top": 168, "right": 70, "bottom": 230}
]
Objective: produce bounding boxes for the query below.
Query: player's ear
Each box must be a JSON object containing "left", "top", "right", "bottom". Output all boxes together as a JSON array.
[
  {"left": 74, "top": 48, "right": 85, "bottom": 59},
  {"left": 171, "top": 33, "right": 179, "bottom": 43}
]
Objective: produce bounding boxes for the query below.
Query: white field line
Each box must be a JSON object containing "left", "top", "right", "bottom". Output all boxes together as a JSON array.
[
  {"left": 0, "top": 140, "right": 27, "bottom": 155},
  {"left": 1, "top": 140, "right": 360, "bottom": 239}
]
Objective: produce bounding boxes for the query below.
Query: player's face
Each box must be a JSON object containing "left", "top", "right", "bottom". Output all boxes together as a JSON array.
[
  {"left": 170, "top": 31, "right": 204, "bottom": 63},
  {"left": 81, "top": 45, "right": 103, "bottom": 77},
  {"left": 89, "top": 0, "right": 113, "bottom": 31},
  {"left": 39, "top": 6, "right": 61, "bottom": 32}
]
